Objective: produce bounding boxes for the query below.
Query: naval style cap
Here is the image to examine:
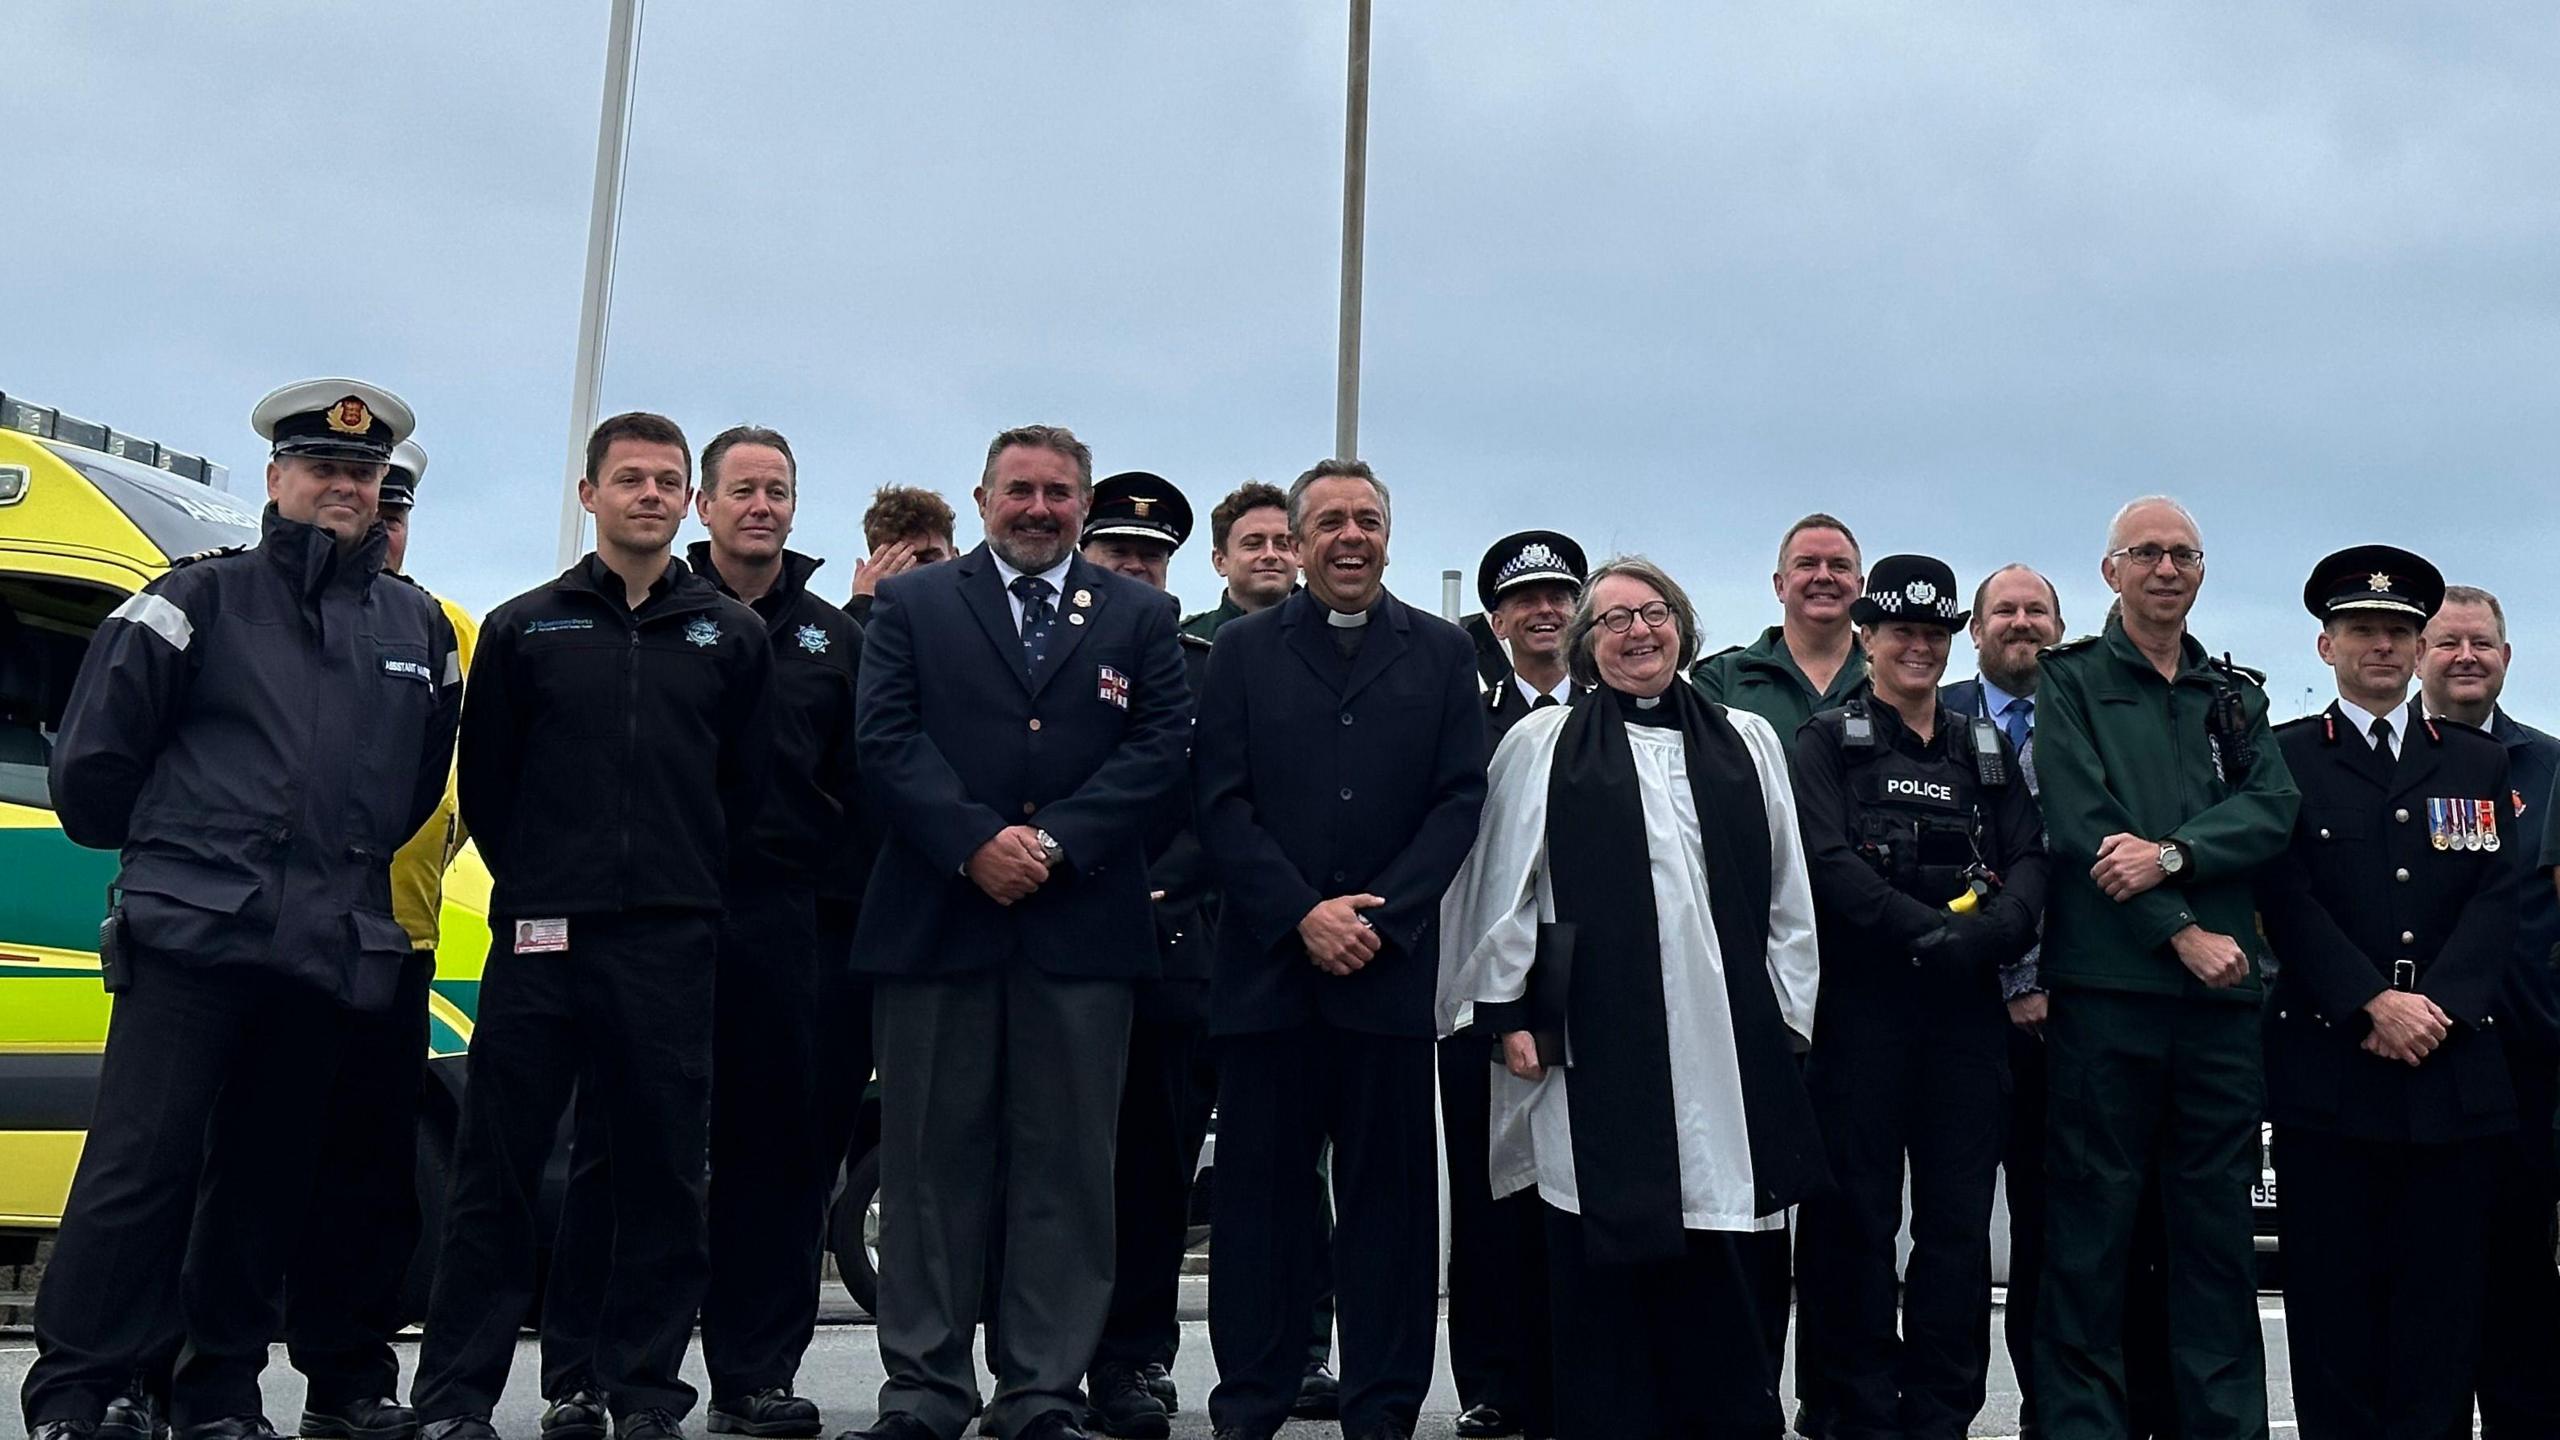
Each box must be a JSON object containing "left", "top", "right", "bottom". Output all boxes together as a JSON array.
[
  {"left": 2302, "top": 544, "right": 2443, "bottom": 622},
  {"left": 252, "top": 378, "right": 414, "bottom": 463},
  {"left": 1082, "top": 471, "right": 1194, "bottom": 550},
  {"left": 1852, "top": 554, "right": 1969, "bottom": 630},
  {"left": 1476, "top": 529, "right": 1587, "bottom": 612},
  {"left": 382, "top": 439, "right": 429, "bottom": 508}
]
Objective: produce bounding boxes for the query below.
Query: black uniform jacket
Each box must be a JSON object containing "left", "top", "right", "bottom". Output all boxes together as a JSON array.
[
  {"left": 1141, "top": 633, "right": 1219, "bottom": 983},
  {"left": 686, "top": 543, "right": 860, "bottom": 889},
  {"left": 1792, "top": 692, "right": 2047, "bottom": 1005},
  {"left": 50, "top": 506, "right": 461, "bottom": 1009},
  {"left": 459, "top": 553, "right": 773, "bottom": 920},
  {"left": 1482, "top": 672, "right": 1575, "bottom": 754},
  {"left": 1192, "top": 587, "right": 1489, "bottom": 1038},
  {"left": 2257, "top": 701, "right": 2519, "bottom": 1142},
  {"left": 851, "top": 544, "right": 1190, "bottom": 980}
]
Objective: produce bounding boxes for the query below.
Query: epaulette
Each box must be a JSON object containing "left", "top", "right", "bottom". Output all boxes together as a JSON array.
[
  {"left": 1699, "top": 643, "right": 1744, "bottom": 662},
  {"left": 166, "top": 544, "right": 249, "bottom": 569},
  {"left": 1178, "top": 632, "right": 1213, "bottom": 652},
  {"left": 2041, "top": 633, "right": 2102, "bottom": 657},
  {"left": 2208, "top": 654, "right": 2268, "bottom": 687},
  {"left": 2272, "top": 713, "right": 2324, "bottom": 737}
]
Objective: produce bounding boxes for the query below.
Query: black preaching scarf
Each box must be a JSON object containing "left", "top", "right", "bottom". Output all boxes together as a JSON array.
[{"left": 1543, "top": 682, "right": 1830, "bottom": 1264}]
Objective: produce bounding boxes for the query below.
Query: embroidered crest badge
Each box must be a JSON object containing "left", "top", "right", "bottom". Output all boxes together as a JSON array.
[
  {"left": 796, "top": 624, "right": 829, "bottom": 654},
  {"left": 685, "top": 618, "right": 721, "bottom": 648}
]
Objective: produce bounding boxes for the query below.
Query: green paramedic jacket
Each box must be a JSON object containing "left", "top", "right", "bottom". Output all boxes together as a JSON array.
[{"left": 2034, "top": 614, "right": 2299, "bottom": 1001}]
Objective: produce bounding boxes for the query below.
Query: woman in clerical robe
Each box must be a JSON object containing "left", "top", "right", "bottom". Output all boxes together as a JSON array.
[{"left": 1438, "top": 556, "right": 1827, "bottom": 1440}]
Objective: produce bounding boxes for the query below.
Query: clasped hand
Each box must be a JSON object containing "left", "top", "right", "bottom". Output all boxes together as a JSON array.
[
  {"left": 1300, "top": 893, "right": 1385, "bottom": 975},
  {"left": 966, "top": 825, "right": 1050, "bottom": 905},
  {"left": 2362, "top": 989, "right": 2451, "bottom": 1067}
]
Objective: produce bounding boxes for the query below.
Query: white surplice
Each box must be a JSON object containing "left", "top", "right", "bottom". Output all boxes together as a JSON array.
[{"left": 1436, "top": 702, "right": 1821, "bottom": 1234}]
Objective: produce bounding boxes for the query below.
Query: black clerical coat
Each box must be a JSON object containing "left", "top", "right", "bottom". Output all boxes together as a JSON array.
[{"left": 1192, "top": 588, "right": 1488, "bottom": 1038}]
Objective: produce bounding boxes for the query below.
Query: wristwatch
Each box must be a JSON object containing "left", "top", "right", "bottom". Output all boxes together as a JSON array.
[
  {"left": 2157, "top": 840, "right": 2189, "bottom": 878},
  {"left": 1035, "top": 828, "right": 1065, "bottom": 867}
]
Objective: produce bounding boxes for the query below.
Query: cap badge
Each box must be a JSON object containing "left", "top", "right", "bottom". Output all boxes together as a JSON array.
[
  {"left": 1904, "top": 579, "right": 1939, "bottom": 606},
  {"left": 1500, "top": 542, "right": 1563, "bottom": 584},
  {"left": 795, "top": 624, "right": 829, "bottom": 654},
  {"left": 685, "top": 617, "right": 721, "bottom": 648},
  {"left": 1131, "top": 498, "right": 1155, "bottom": 518},
  {"left": 324, "top": 397, "right": 374, "bottom": 436},
  {"left": 2369, "top": 572, "right": 2393, "bottom": 593}
]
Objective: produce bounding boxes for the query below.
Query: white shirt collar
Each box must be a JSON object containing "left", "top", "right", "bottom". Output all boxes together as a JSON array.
[
  {"left": 2336, "top": 695, "right": 2406, "bottom": 757},
  {"left": 1513, "top": 672, "right": 1573, "bottom": 708},
  {"left": 991, "top": 547, "right": 1074, "bottom": 598}
]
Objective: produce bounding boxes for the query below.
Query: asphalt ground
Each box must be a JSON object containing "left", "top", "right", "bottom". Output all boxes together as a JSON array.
[{"left": 3, "top": 1279, "right": 2341, "bottom": 1440}]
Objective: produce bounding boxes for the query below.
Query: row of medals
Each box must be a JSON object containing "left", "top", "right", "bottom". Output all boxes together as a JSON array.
[{"left": 2427, "top": 796, "right": 2501, "bottom": 852}]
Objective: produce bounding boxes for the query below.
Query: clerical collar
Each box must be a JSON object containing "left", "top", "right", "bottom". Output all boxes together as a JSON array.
[
  {"left": 1633, "top": 694, "right": 1663, "bottom": 709},
  {"left": 1325, "top": 606, "right": 1370, "bottom": 629}
]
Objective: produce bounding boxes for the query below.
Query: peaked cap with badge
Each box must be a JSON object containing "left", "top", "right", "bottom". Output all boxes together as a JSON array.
[
  {"left": 383, "top": 438, "right": 429, "bottom": 508},
  {"left": 1476, "top": 529, "right": 1587, "bottom": 612},
  {"left": 1851, "top": 554, "right": 1968, "bottom": 630},
  {"left": 1082, "top": 471, "right": 1193, "bottom": 551},
  {"left": 2301, "top": 543, "right": 2444, "bottom": 623},
  {"left": 251, "top": 377, "right": 414, "bottom": 464}
]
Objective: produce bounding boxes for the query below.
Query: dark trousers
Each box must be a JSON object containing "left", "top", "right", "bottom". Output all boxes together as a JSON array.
[
  {"left": 1437, "top": 1029, "right": 1552, "bottom": 1432},
  {"left": 2274, "top": 1128, "right": 2495, "bottom": 1440},
  {"left": 542, "top": 887, "right": 826, "bottom": 1405},
  {"left": 22, "top": 952, "right": 344, "bottom": 1431},
  {"left": 1207, "top": 1025, "right": 1436, "bottom": 1440},
  {"left": 1798, "top": 1000, "right": 2006, "bottom": 1440},
  {"left": 871, "top": 964, "right": 1132, "bottom": 1440},
  {"left": 411, "top": 909, "right": 717, "bottom": 1424},
  {"left": 812, "top": 898, "right": 877, "bottom": 1258},
  {"left": 2003, "top": 1021, "right": 2180, "bottom": 1440},
  {"left": 1090, "top": 982, "right": 1217, "bottom": 1378},
  {"left": 2036, "top": 990, "right": 2266, "bottom": 1440},
  {"left": 2476, "top": 1038, "right": 2560, "bottom": 1439},
  {"left": 278, "top": 950, "right": 436, "bottom": 1408},
  {"left": 1543, "top": 1205, "right": 1789, "bottom": 1440}
]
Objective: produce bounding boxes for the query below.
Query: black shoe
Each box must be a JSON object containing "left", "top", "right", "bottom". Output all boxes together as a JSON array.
[
  {"left": 301, "top": 1399, "right": 419, "bottom": 1440},
  {"left": 99, "top": 1393, "right": 169, "bottom": 1440},
  {"left": 1286, "top": 1365, "right": 1339, "bottom": 1421},
  {"left": 1454, "top": 1405, "right": 1517, "bottom": 1439},
  {"left": 542, "top": 1392, "right": 610, "bottom": 1440},
  {"left": 831, "top": 1417, "right": 937, "bottom": 1440},
  {"left": 175, "top": 1421, "right": 283, "bottom": 1440},
  {"left": 1344, "top": 1429, "right": 1409, "bottom": 1440},
  {"left": 419, "top": 1422, "right": 497, "bottom": 1440},
  {"left": 618, "top": 1410, "right": 689, "bottom": 1440},
  {"left": 1085, "top": 1367, "right": 1167, "bottom": 1440},
  {"left": 33, "top": 1423, "right": 100, "bottom": 1440},
  {"left": 708, "top": 1392, "right": 818, "bottom": 1440},
  {"left": 614, "top": 1411, "right": 685, "bottom": 1440},
  {"left": 1014, "top": 1415, "right": 1090, "bottom": 1440},
  {"left": 1135, "top": 1365, "right": 1175, "bottom": 1412}
]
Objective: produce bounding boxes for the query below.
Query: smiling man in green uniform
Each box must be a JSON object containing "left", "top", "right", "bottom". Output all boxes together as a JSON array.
[
  {"left": 2031, "top": 496, "right": 2298, "bottom": 1440},
  {"left": 1690, "top": 513, "right": 1869, "bottom": 741}
]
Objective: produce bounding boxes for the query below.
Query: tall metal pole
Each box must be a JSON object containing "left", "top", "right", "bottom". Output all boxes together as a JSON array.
[
  {"left": 1333, "top": 0, "right": 1373, "bottom": 461},
  {"left": 556, "top": 0, "right": 646, "bottom": 569}
]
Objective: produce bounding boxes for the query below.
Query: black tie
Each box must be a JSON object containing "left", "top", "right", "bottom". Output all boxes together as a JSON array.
[
  {"left": 2370, "top": 715, "right": 2393, "bottom": 760},
  {"left": 1532, "top": 693, "right": 1560, "bottom": 710},
  {"left": 1011, "top": 574, "right": 1056, "bottom": 677}
]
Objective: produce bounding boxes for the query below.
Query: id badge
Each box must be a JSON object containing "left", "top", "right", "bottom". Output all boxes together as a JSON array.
[{"left": 514, "top": 918, "right": 570, "bottom": 954}]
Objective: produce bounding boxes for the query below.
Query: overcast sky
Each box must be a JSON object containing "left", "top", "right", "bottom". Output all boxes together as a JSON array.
[{"left": 8, "top": 2, "right": 2557, "bottom": 717}]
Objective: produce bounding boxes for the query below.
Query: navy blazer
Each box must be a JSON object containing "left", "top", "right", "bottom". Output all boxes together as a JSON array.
[
  {"left": 1192, "top": 588, "right": 1489, "bottom": 1037},
  {"left": 1939, "top": 675, "right": 1987, "bottom": 718},
  {"left": 851, "top": 544, "right": 1191, "bottom": 979}
]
